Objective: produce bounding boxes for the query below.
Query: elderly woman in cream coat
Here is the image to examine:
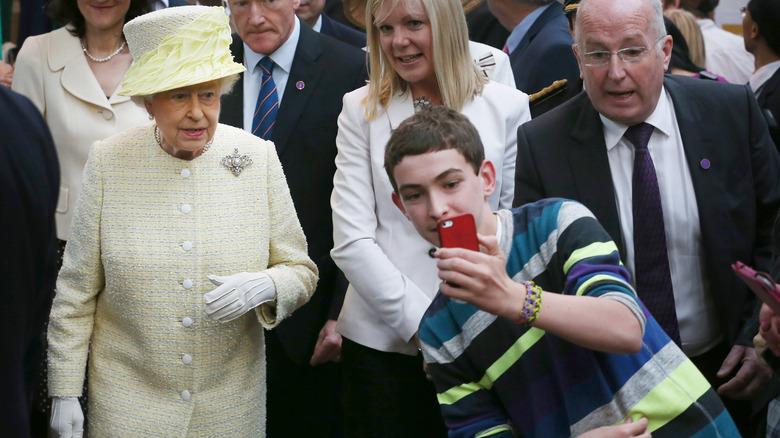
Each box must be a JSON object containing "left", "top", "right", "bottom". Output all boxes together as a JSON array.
[{"left": 46, "top": 7, "right": 317, "bottom": 438}]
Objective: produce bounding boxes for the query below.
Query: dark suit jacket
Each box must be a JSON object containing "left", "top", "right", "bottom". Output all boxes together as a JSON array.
[
  {"left": 509, "top": 1, "right": 579, "bottom": 95},
  {"left": 757, "top": 67, "right": 780, "bottom": 151},
  {"left": 0, "top": 87, "right": 59, "bottom": 437},
  {"left": 466, "top": 3, "right": 510, "bottom": 50},
  {"left": 221, "top": 24, "right": 367, "bottom": 364},
  {"left": 168, "top": 0, "right": 192, "bottom": 6},
  {"left": 320, "top": 14, "right": 366, "bottom": 48},
  {"left": 514, "top": 74, "right": 780, "bottom": 348}
]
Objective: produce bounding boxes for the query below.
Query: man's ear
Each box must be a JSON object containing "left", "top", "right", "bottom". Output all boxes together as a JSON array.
[
  {"left": 391, "top": 191, "right": 409, "bottom": 219},
  {"left": 749, "top": 22, "right": 760, "bottom": 41},
  {"left": 479, "top": 160, "right": 497, "bottom": 199},
  {"left": 660, "top": 34, "right": 673, "bottom": 71}
]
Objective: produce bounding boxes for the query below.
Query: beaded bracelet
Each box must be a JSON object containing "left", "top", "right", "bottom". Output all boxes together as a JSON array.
[{"left": 518, "top": 281, "right": 543, "bottom": 325}]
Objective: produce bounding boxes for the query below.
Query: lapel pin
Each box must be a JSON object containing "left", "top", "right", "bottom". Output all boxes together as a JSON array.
[
  {"left": 296, "top": 81, "right": 305, "bottom": 90},
  {"left": 221, "top": 148, "right": 253, "bottom": 176},
  {"left": 700, "top": 158, "right": 711, "bottom": 170}
]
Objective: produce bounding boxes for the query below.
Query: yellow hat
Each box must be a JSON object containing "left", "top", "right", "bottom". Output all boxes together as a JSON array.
[{"left": 119, "top": 6, "right": 245, "bottom": 96}]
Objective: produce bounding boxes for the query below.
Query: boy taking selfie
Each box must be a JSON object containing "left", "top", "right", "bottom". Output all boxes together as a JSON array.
[{"left": 384, "top": 106, "right": 739, "bottom": 438}]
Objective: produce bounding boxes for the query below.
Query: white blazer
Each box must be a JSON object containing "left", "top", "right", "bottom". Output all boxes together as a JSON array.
[
  {"left": 469, "top": 41, "right": 516, "bottom": 89},
  {"left": 331, "top": 81, "right": 530, "bottom": 355},
  {"left": 13, "top": 26, "right": 148, "bottom": 240}
]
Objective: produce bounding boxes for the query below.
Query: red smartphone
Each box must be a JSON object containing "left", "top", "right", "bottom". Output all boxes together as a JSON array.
[
  {"left": 732, "top": 261, "right": 780, "bottom": 315},
  {"left": 437, "top": 213, "right": 479, "bottom": 251}
]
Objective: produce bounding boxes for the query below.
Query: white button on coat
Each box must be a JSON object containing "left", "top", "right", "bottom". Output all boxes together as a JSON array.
[
  {"left": 181, "top": 390, "right": 191, "bottom": 401},
  {"left": 182, "top": 354, "right": 193, "bottom": 364},
  {"left": 181, "top": 168, "right": 191, "bottom": 178},
  {"left": 182, "top": 279, "right": 193, "bottom": 289},
  {"left": 182, "top": 241, "right": 193, "bottom": 251},
  {"left": 181, "top": 204, "right": 192, "bottom": 214},
  {"left": 182, "top": 317, "right": 193, "bottom": 327},
  {"left": 100, "top": 110, "right": 113, "bottom": 120}
]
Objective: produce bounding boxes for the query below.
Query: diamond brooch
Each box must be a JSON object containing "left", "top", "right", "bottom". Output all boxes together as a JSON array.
[{"left": 221, "top": 148, "right": 253, "bottom": 176}]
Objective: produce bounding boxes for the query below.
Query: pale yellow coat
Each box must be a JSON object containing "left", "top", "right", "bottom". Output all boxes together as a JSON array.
[{"left": 47, "top": 123, "right": 317, "bottom": 437}]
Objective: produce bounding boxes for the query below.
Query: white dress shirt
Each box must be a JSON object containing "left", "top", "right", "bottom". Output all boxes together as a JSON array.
[
  {"left": 242, "top": 17, "right": 301, "bottom": 132},
  {"left": 750, "top": 60, "right": 780, "bottom": 97},
  {"left": 601, "top": 87, "right": 721, "bottom": 356},
  {"left": 698, "top": 18, "right": 754, "bottom": 84}
]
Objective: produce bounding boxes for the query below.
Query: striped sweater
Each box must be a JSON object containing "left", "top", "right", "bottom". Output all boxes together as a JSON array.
[{"left": 419, "top": 199, "right": 739, "bottom": 438}]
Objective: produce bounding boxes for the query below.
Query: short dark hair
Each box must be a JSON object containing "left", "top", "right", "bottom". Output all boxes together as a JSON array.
[
  {"left": 46, "top": 0, "right": 152, "bottom": 39},
  {"left": 384, "top": 106, "right": 485, "bottom": 193},
  {"left": 680, "top": 0, "right": 718, "bottom": 18},
  {"left": 748, "top": 0, "right": 780, "bottom": 56}
]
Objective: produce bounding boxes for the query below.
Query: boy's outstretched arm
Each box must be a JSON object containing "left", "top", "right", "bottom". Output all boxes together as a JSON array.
[{"left": 435, "top": 234, "right": 643, "bottom": 354}]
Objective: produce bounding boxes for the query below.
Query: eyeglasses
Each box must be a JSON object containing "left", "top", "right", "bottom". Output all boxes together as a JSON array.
[
  {"left": 740, "top": 6, "right": 747, "bottom": 18},
  {"left": 577, "top": 36, "right": 665, "bottom": 67}
]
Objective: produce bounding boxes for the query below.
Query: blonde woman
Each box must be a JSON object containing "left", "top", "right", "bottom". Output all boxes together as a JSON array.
[
  {"left": 330, "top": 0, "right": 530, "bottom": 434},
  {"left": 46, "top": 7, "right": 317, "bottom": 437},
  {"left": 665, "top": 8, "right": 706, "bottom": 68}
]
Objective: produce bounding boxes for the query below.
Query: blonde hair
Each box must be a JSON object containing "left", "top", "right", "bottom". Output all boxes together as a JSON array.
[
  {"left": 363, "top": 0, "right": 485, "bottom": 120},
  {"left": 664, "top": 8, "right": 706, "bottom": 67}
]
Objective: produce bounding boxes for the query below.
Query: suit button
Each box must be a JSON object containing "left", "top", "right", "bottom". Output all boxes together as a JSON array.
[
  {"left": 182, "top": 354, "right": 193, "bottom": 364},
  {"left": 181, "top": 390, "right": 191, "bottom": 401},
  {"left": 181, "top": 168, "right": 191, "bottom": 178},
  {"left": 181, "top": 204, "right": 192, "bottom": 214},
  {"left": 101, "top": 111, "right": 113, "bottom": 120},
  {"left": 182, "top": 317, "right": 193, "bottom": 327},
  {"left": 183, "top": 279, "right": 193, "bottom": 289},
  {"left": 182, "top": 241, "right": 193, "bottom": 251}
]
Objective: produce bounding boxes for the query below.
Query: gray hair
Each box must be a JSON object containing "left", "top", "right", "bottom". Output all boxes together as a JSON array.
[
  {"left": 131, "top": 74, "right": 239, "bottom": 107},
  {"left": 575, "top": 0, "right": 667, "bottom": 47}
]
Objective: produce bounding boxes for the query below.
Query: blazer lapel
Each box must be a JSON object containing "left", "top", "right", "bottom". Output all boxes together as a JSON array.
[
  {"left": 757, "top": 67, "right": 780, "bottom": 108},
  {"left": 567, "top": 92, "right": 625, "bottom": 256},
  {"left": 272, "top": 24, "right": 324, "bottom": 155},
  {"left": 664, "top": 75, "right": 716, "bottom": 241},
  {"left": 49, "top": 27, "right": 114, "bottom": 111},
  {"left": 383, "top": 91, "right": 414, "bottom": 133},
  {"left": 514, "top": 2, "right": 563, "bottom": 56}
]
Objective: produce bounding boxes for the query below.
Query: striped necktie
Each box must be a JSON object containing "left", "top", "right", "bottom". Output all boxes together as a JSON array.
[{"left": 252, "top": 57, "right": 278, "bottom": 140}]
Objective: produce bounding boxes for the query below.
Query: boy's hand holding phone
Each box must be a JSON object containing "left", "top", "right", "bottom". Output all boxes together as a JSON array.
[{"left": 434, "top": 232, "right": 525, "bottom": 321}]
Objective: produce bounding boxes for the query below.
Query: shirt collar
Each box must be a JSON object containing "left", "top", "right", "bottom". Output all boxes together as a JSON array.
[
  {"left": 750, "top": 60, "right": 780, "bottom": 96},
  {"left": 313, "top": 14, "right": 323, "bottom": 32},
  {"left": 601, "top": 85, "right": 673, "bottom": 151},
  {"left": 243, "top": 16, "right": 301, "bottom": 74},
  {"left": 505, "top": 3, "right": 553, "bottom": 54}
]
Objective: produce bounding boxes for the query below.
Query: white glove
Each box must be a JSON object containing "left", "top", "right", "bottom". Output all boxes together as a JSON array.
[
  {"left": 50, "top": 396, "right": 84, "bottom": 438},
  {"left": 204, "top": 272, "right": 276, "bottom": 322}
]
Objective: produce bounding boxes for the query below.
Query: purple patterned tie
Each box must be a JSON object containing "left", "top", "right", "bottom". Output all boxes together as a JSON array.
[{"left": 626, "top": 122, "right": 681, "bottom": 346}]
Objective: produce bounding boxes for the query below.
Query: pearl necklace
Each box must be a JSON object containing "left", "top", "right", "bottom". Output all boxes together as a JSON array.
[
  {"left": 81, "top": 40, "right": 126, "bottom": 62},
  {"left": 155, "top": 126, "right": 214, "bottom": 156}
]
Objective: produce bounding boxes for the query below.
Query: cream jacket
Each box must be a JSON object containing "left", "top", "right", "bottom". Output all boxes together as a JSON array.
[
  {"left": 331, "top": 82, "right": 530, "bottom": 355},
  {"left": 47, "top": 124, "right": 317, "bottom": 437},
  {"left": 12, "top": 26, "right": 148, "bottom": 240}
]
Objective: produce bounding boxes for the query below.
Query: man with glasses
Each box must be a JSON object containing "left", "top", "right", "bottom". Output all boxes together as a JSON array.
[{"left": 514, "top": 0, "right": 780, "bottom": 433}]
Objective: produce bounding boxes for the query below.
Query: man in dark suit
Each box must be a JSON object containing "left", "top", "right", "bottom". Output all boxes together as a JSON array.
[
  {"left": 221, "top": 1, "right": 366, "bottom": 436},
  {"left": 513, "top": 0, "right": 780, "bottom": 433},
  {"left": 743, "top": 0, "right": 780, "bottom": 150},
  {"left": 0, "top": 87, "right": 60, "bottom": 437},
  {"left": 297, "top": 0, "right": 366, "bottom": 48},
  {"left": 486, "top": 0, "right": 579, "bottom": 94}
]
